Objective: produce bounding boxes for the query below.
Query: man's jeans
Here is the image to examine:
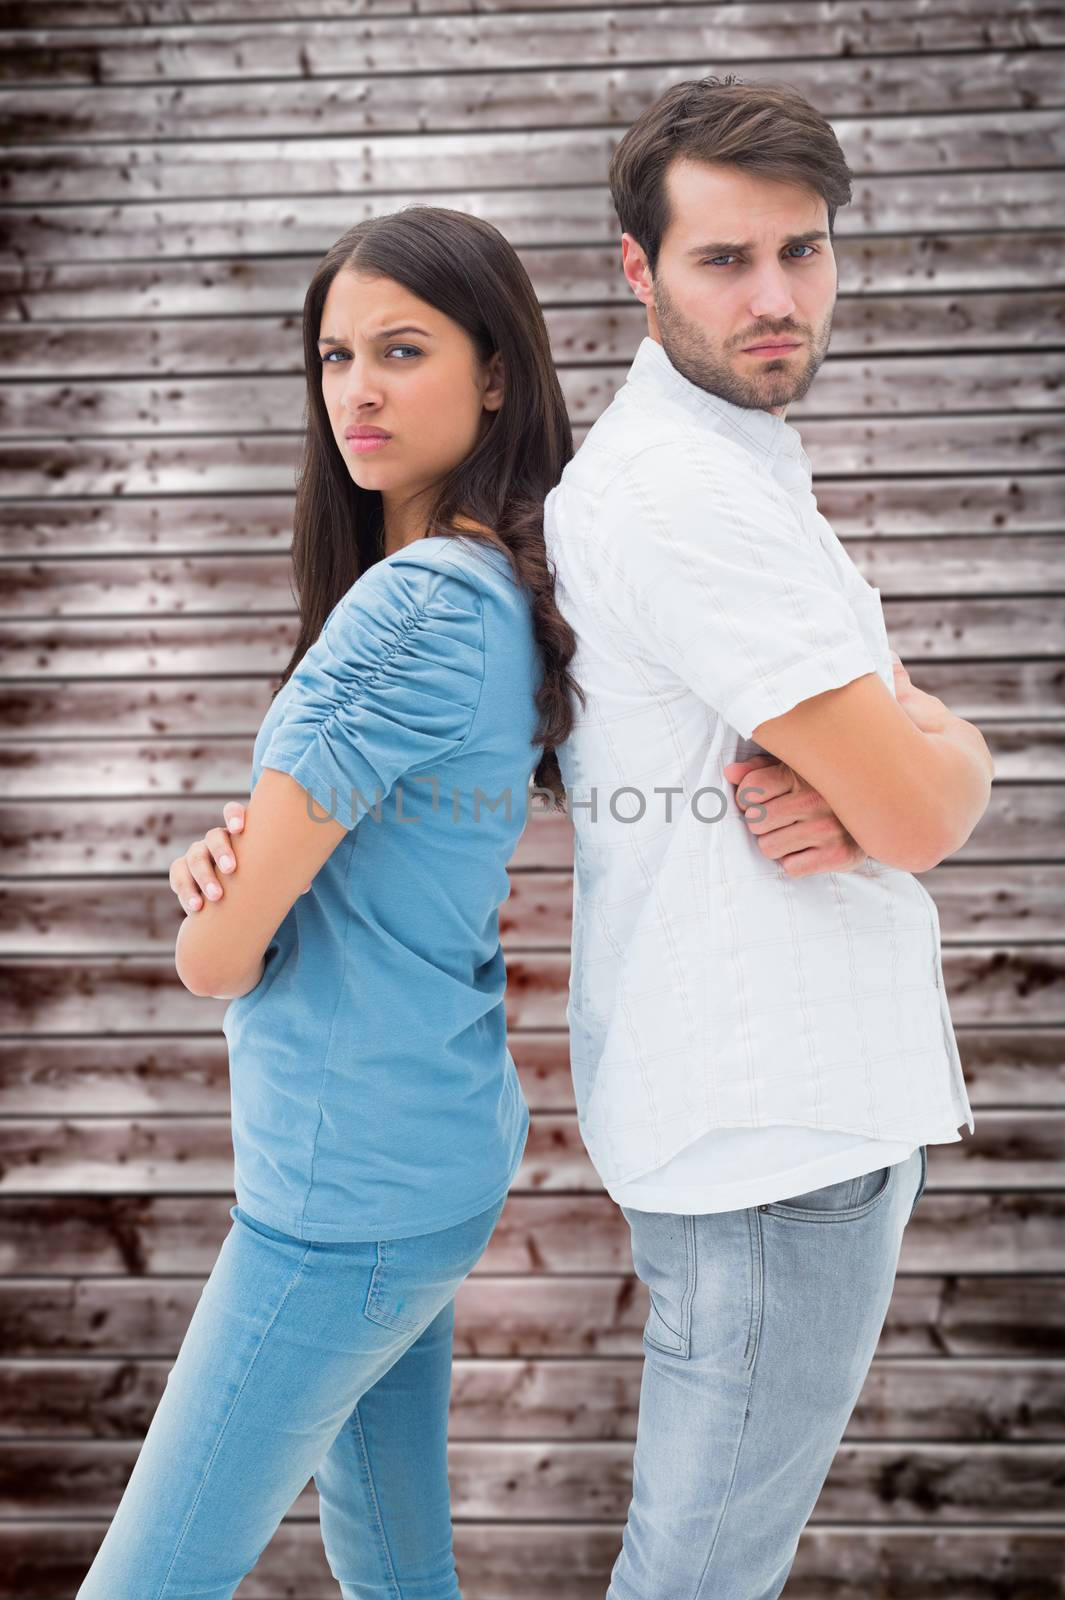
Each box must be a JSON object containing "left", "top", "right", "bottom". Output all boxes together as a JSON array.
[
  {"left": 75, "top": 1195, "right": 506, "bottom": 1600},
  {"left": 608, "top": 1144, "right": 928, "bottom": 1600}
]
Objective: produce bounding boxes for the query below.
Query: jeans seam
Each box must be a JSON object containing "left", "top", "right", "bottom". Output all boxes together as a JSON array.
[
  {"left": 349, "top": 1402, "right": 402, "bottom": 1599},
  {"left": 742, "top": 1207, "right": 763, "bottom": 1370},
  {"left": 153, "top": 1244, "right": 313, "bottom": 1600},
  {"left": 693, "top": 1286, "right": 761, "bottom": 1599}
]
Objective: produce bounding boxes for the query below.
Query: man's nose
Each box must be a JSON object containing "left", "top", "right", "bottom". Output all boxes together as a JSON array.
[{"left": 747, "top": 265, "right": 797, "bottom": 322}]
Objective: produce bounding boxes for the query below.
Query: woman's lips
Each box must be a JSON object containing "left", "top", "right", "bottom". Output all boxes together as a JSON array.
[{"left": 346, "top": 434, "right": 392, "bottom": 452}]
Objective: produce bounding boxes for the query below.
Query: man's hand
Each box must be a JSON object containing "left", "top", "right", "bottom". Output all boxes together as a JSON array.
[{"left": 722, "top": 754, "right": 867, "bottom": 878}]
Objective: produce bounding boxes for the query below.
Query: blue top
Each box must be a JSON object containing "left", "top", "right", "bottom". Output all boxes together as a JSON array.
[{"left": 222, "top": 534, "right": 543, "bottom": 1241}]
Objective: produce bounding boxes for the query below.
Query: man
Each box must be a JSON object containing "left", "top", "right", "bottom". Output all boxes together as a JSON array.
[{"left": 542, "top": 76, "right": 993, "bottom": 1599}]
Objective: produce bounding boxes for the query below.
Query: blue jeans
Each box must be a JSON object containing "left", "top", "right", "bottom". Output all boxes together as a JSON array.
[
  {"left": 75, "top": 1195, "right": 507, "bottom": 1600},
  {"left": 608, "top": 1144, "right": 928, "bottom": 1600}
]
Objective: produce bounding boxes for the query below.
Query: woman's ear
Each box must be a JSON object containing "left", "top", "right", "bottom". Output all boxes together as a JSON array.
[{"left": 482, "top": 351, "right": 505, "bottom": 413}]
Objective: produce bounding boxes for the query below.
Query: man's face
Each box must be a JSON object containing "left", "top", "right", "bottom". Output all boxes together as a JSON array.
[{"left": 623, "top": 158, "right": 838, "bottom": 416}]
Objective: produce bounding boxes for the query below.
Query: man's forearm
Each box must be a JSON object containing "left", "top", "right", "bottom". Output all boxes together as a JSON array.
[{"left": 918, "top": 712, "right": 994, "bottom": 866}]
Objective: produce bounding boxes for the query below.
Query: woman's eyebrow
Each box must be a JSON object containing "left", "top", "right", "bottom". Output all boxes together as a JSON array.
[{"left": 316, "top": 325, "right": 434, "bottom": 345}]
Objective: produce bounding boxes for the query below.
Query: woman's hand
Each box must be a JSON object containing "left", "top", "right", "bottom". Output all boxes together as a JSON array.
[
  {"left": 169, "top": 801, "right": 248, "bottom": 915},
  {"left": 170, "top": 801, "right": 315, "bottom": 914}
]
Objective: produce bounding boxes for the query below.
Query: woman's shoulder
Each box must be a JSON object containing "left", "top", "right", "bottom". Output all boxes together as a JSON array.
[{"left": 380, "top": 525, "right": 523, "bottom": 607}]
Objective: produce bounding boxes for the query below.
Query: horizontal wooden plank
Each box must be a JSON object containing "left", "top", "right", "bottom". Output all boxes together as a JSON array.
[
  {"left": 3, "top": 413, "right": 1060, "bottom": 496},
  {"left": 3, "top": 477, "right": 1063, "bottom": 564},
  {"left": 2, "top": 1260, "right": 1064, "bottom": 1358},
  {"left": 1, "top": 863, "right": 1064, "bottom": 955},
  {"left": 24, "top": 600, "right": 1048, "bottom": 683},
  {"left": 6, "top": 5, "right": 1063, "bottom": 89},
  {"left": 0, "top": 783, "right": 1059, "bottom": 888},
  {"left": 1, "top": 1027, "right": 1058, "bottom": 1118},
  {"left": 7, "top": 112, "right": 1063, "bottom": 211},
  {"left": 1, "top": 1190, "right": 1063, "bottom": 1282},
  {"left": 3, "top": 171, "right": 1060, "bottom": 264},
  {"left": 0, "top": 1032, "right": 578, "bottom": 1115},
  {"left": 1, "top": 1519, "right": 1061, "bottom": 1600},
  {"left": 3, "top": 1108, "right": 1065, "bottom": 1194},
  {"left": 4, "top": 355, "right": 1063, "bottom": 442},
  {"left": 1, "top": 729, "right": 1059, "bottom": 810},
  {"left": 5, "top": 50, "right": 1064, "bottom": 147},
  {"left": 0, "top": 1111, "right": 1061, "bottom": 1197},
  {"left": 5, "top": 293, "right": 1065, "bottom": 382},
  {"left": 3, "top": 0, "right": 1062, "bottom": 27},
  {"left": 3, "top": 1354, "right": 1061, "bottom": 1444},
  {"left": 5, "top": 236, "right": 1063, "bottom": 330},
  {"left": 0, "top": 945, "right": 1062, "bottom": 1032},
  {"left": 4, "top": 1435, "right": 1063, "bottom": 1524},
  {"left": 3, "top": 537, "right": 1064, "bottom": 621},
  {"left": 5, "top": 665, "right": 1061, "bottom": 747}
]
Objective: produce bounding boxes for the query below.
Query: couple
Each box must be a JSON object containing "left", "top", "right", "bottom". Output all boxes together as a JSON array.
[{"left": 78, "top": 76, "right": 991, "bottom": 1600}]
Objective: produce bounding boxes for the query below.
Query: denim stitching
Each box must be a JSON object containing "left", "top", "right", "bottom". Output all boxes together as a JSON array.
[
  {"left": 694, "top": 1221, "right": 763, "bottom": 1598},
  {"left": 349, "top": 1402, "right": 402, "bottom": 1598},
  {"left": 743, "top": 1207, "right": 764, "bottom": 1371},
  {"left": 153, "top": 1245, "right": 313, "bottom": 1600}
]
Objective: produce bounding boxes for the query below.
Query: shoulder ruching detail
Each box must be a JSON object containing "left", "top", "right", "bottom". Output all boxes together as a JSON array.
[{"left": 260, "top": 555, "right": 486, "bottom": 829}]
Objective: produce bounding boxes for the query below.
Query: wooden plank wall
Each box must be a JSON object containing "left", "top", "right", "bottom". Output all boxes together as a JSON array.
[{"left": 1, "top": 2, "right": 1063, "bottom": 1595}]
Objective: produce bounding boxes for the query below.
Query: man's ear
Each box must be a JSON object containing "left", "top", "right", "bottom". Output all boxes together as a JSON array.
[
  {"left": 483, "top": 350, "right": 505, "bottom": 412},
  {"left": 621, "top": 233, "right": 654, "bottom": 307}
]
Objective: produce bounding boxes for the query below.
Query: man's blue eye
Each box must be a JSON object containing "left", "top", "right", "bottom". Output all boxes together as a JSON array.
[{"left": 702, "top": 245, "right": 816, "bottom": 267}]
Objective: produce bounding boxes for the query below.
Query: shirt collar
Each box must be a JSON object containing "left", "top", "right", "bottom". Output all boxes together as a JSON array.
[{"left": 624, "top": 335, "right": 812, "bottom": 489}]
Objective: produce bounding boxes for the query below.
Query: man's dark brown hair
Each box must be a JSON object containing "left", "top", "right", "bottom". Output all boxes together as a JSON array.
[{"left": 609, "top": 75, "right": 854, "bottom": 276}]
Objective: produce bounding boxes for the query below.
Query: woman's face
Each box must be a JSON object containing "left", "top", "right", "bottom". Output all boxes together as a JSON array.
[{"left": 317, "top": 268, "right": 504, "bottom": 512}]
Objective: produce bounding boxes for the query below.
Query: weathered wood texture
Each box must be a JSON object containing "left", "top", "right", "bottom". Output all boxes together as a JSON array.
[{"left": 1, "top": 3, "right": 1063, "bottom": 1596}]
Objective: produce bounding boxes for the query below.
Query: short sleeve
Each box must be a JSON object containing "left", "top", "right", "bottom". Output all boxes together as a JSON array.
[
  {"left": 597, "top": 442, "right": 879, "bottom": 740},
  {"left": 261, "top": 556, "right": 485, "bottom": 829}
]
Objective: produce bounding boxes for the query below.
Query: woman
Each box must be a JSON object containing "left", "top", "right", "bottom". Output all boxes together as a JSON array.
[{"left": 77, "top": 205, "right": 582, "bottom": 1600}]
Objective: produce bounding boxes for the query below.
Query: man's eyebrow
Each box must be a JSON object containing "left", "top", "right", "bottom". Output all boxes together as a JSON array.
[
  {"left": 685, "top": 229, "right": 829, "bottom": 257},
  {"left": 316, "top": 324, "right": 434, "bottom": 345}
]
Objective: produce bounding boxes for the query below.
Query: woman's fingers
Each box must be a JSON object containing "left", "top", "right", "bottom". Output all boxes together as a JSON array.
[
  {"left": 168, "top": 855, "right": 204, "bottom": 915},
  {"left": 183, "top": 827, "right": 237, "bottom": 904},
  {"left": 222, "top": 800, "right": 245, "bottom": 835}
]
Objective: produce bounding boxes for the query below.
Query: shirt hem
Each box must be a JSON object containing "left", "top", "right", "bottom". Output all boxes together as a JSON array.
[{"left": 590, "top": 1113, "right": 970, "bottom": 1193}]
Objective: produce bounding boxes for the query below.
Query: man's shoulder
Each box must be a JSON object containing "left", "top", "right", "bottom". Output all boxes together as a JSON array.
[{"left": 552, "top": 398, "right": 766, "bottom": 512}]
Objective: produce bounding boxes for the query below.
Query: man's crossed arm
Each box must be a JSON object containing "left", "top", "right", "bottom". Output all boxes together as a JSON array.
[{"left": 723, "top": 650, "right": 994, "bottom": 877}]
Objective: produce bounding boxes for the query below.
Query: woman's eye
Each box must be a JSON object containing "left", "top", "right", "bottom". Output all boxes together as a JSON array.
[{"left": 319, "top": 344, "right": 423, "bottom": 366}]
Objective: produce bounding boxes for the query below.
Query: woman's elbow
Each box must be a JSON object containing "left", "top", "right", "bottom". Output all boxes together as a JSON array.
[{"left": 174, "top": 928, "right": 220, "bottom": 998}]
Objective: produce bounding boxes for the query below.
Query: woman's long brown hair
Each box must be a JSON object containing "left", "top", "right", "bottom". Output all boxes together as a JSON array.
[{"left": 274, "top": 204, "right": 585, "bottom": 807}]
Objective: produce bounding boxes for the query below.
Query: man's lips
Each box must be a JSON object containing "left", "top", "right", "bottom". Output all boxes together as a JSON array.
[{"left": 742, "top": 340, "right": 802, "bottom": 355}]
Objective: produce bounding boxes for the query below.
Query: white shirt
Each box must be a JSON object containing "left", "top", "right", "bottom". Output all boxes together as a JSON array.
[{"left": 543, "top": 335, "right": 974, "bottom": 1204}]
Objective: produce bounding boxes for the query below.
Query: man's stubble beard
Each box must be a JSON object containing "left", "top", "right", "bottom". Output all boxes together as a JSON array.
[{"left": 652, "top": 271, "right": 833, "bottom": 412}]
